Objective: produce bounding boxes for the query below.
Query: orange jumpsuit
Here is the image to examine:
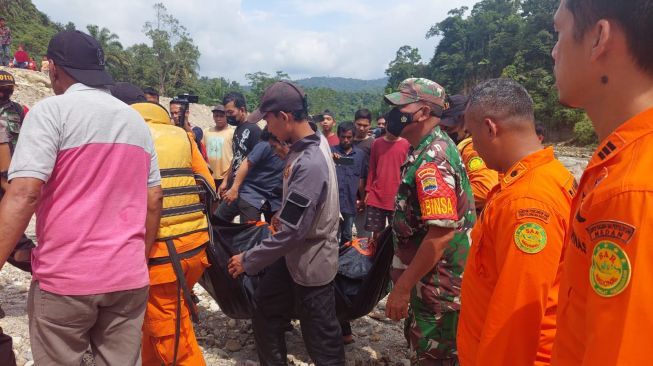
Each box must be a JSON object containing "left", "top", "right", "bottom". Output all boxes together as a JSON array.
[
  {"left": 457, "top": 138, "right": 499, "bottom": 210},
  {"left": 458, "top": 147, "right": 576, "bottom": 366},
  {"left": 552, "top": 108, "right": 653, "bottom": 365},
  {"left": 141, "top": 126, "right": 216, "bottom": 366}
]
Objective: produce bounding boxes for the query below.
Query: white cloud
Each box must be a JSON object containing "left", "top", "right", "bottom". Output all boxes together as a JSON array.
[{"left": 32, "top": 0, "right": 479, "bottom": 83}]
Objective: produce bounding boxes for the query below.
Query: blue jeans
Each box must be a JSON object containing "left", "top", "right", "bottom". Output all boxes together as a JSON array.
[{"left": 339, "top": 213, "right": 356, "bottom": 246}]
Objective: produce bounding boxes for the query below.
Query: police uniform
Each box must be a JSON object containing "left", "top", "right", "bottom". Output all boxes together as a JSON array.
[
  {"left": 457, "top": 147, "right": 575, "bottom": 366},
  {"left": 240, "top": 81, "right": 344, "bottom": 366},
  {"left": 391, "top": 124, "right": 475, "bottom": 364},
  {"left": 131, "top": 102, "right": 215, "bottom": 366},
  {"left": 553, "top": 107, "right": 653, "bottom": 365}
]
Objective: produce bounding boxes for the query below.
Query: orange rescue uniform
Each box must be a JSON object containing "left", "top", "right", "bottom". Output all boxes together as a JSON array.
[
  {"left": 458, "top": 147, "right": 576, "bottom": 366},
  {"left": 457, "top": 137, "right": 499, "bottom": 210},
  {"left": 142, "top": 128, "right": 216, "bottom": 366},
  {"left": 552, "top": 108, "right": 653, "bottom": 365}
]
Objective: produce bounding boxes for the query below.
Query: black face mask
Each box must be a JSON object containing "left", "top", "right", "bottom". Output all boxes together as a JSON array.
[
  {"left": 446, "top": 131, "right": 462, "bottom": 145},
  {"left": 227, "top": 115, "right": 239, "bottom": 126},
  {"left": 0, "top": 88, "right": 13, "bottom": 103},
  {"left": 386, "top": 107, "right": 414, "bottom": 137}
]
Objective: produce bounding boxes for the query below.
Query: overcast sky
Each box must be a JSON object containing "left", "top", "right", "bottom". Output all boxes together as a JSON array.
[{"left": 33, "top": 0, "right": 480, "bottom": 83}]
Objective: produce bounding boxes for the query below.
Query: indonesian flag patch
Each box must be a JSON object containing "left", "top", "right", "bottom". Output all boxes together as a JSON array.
[{"left": 415, "top": 162, "right": 458, "bottom": 221}]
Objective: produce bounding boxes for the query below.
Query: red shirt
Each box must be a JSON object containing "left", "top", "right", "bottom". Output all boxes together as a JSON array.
[
  {"left": 326, "top": 133, "right": 339, "bottom": 146},
  {"left": 14, "top": 50, "right": 28, "bottom": 63},
  {"left": 365, "top": 137, "right": 410, "bottom": 210}
]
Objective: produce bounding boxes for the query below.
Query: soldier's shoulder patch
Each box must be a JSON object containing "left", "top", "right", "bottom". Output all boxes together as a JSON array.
[
  {"left": 514, "top": 222, "right": 547, "bottom": 254},
  {"left": 590, "top": 241, "right": 631, "bottom": 297},
  {"left": 467, "top": 156, "right": 485, "bottom": 171},
  {"left": 586, "top": 220, "right": 636, "bottom": 245},
  {"left": 516, "top": 208, "right": 551, "bottom": 223},
  {"left": 415, "top": 162, "right": 458, "bottom": 221}
]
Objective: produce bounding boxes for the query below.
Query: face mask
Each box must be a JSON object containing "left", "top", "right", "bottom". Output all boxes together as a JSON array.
[
  {"left": 0, "top": 88, "right": 13, "bottom": 103},
  {"left": 386, "top": 107, "right": 414, "bottom": 137},
  {"left": 227, "top": 115, "right": 239, "bottom": 126}
]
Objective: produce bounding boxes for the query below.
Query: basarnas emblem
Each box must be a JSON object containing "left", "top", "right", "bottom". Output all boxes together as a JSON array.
[
  {"left": 514, "top": 222, "right": 547, "bottom": 254},
  {"left": 467, "top": 157, "right": 484, "bottom": 171},
  {"left": 590, "top": 241, "right": 631, "bottom": 297}
]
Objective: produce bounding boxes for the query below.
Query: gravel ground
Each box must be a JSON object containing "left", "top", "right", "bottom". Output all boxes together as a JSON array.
[{"left": 1, "top": 251, "right": 408, "bottom": 366}]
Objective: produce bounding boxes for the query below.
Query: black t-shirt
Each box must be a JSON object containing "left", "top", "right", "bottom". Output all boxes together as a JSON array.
[{"left": 231, "top": 122, "right": 262, "bottom": 180}]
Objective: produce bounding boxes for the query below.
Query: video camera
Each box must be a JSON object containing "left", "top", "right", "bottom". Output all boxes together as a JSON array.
[{"left": 171, "top": 93, "right": 199, "bottom": 129}]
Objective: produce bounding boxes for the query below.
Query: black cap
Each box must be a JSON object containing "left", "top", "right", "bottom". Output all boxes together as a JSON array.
[
  {"left": 47, "top": 30, "right": 114, "bottom": 87},
  {"left": 0, "top": 70, "right": 15, "bottom": 87},
  {"left": 211, "top": 104, "right": 225, "bottom": 112},
  {"left": 109, "top": 82, "right": 147, "bottom": 105},
  {"left": 258, "top": 81, "right": 307, "bottom": 114},
  {"left": 440, "top": 94, "right": 469, "bottom": 127},
  {"left": 247, "top": 109, "right": 264, "bottom": 124}
]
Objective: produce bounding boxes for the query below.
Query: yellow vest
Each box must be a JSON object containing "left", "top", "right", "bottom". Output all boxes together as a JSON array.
[{"left": 132, "top": 103, "right": 208, "bottom": 241}]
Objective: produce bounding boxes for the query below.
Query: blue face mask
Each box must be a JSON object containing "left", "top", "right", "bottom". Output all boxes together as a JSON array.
[{"left": 385, "top": 107, "right": 415, "bottom": 137}]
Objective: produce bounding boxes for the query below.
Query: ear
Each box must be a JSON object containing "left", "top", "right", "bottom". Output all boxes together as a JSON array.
[
  {"left": 483, "top": 117, "right": 498, "bottom": 139},
  {"left": 590, "top": 19, "right": 612, "bottom": 62}
]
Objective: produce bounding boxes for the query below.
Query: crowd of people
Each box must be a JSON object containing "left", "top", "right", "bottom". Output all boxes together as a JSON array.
[
  {"left": 1, "top": 0, "right": 653, "bottom": 365},
  {"left": 0, "top": 18, "right": 48, "bottom": 72}
]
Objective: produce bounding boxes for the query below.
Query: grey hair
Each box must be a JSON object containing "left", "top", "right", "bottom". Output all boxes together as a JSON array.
[{"left": 467, "top": 78, "right": 535, "bottom": 123}]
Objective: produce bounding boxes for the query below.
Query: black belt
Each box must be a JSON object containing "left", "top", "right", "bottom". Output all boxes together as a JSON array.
[{"left": 148, "top": 242, "right": 207, "bottom": 266}]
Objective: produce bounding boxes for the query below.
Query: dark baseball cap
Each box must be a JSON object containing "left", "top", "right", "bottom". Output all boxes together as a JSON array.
[
  {"left": 109, "top": 82, "right": 147, "bottom": 105},
  {"left": 440, "top": 94, "right": 469, "bottom": 127},
  {"left": 247, "top": 109, "right": 264, "bottom": 124},
  {"left": 258, "top": 81, "right": 307, "bottom": 114},
  {"left": 47, "top": 30, "right": 114, "bottom": 87},
  {"left": 211, "top": 104, "right": 225, "bottom": 112}
]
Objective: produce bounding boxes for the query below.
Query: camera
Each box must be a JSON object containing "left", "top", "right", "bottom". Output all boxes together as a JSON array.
[
  {"left": 173, "top": 93, "right": 199, "bottom": 104},
  {"left": 171, "top": 93, "right": 199, "bottom": 128}
]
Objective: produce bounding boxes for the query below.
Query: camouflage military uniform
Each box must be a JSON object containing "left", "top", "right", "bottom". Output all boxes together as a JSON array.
[{"left": 391, "top": 125, "right": 475, "bottom": 365}]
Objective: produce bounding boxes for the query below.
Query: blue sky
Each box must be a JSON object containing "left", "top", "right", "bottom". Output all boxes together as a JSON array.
[{"left": 33, "top": 0, "right": 480, "bottom": 83}]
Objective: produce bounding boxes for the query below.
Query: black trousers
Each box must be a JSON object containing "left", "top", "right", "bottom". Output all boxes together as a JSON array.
[
  {"left": 252, "top": 259, "right": 345, "bottom": 366},
  {"left": 216, "top": 198, "right": 273, "bottom": 223}
]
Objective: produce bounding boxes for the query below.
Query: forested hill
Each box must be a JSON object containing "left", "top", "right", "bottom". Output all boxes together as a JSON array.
[
  {"left": 0, "top": 0, "right": 62, "bottom": 58},
  {"left": 295, "top": 77, "right": 387, "bottom": 93}
]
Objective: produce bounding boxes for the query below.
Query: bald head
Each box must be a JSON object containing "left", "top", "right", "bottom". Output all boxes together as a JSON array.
[{"left": 466, "top": 78, "right": 535, "bottom": 129}]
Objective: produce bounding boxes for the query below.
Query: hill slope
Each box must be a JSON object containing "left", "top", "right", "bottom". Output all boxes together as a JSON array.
[
  {"left": 0, "top": 0, "right": 61, "bottom": 59},
  {"left": 295, "top": 76, "right": 388, "bottom": 92}
]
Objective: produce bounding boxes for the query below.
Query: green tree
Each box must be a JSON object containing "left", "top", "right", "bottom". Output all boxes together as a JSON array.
[
  {"left": 143, "top": 3, "right": 200, "bottom": 96},
  {"left": 385, "top": 45, "right": 428, "bottom": 91},
  {"left": 244, "top": 71, "right": 290, "bottom": 110},
  {"left": 86, "top": 24, "right": 129, "bottom": 81}
]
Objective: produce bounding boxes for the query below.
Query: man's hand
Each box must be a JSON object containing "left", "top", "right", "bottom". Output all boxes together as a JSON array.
[
  {"left": 356, "top": 199, "right": 366, "bottom": 212},
  {"left": 332, "top": 152, "right": 342, "bottom": 160},
  {"left": 228, "top": 253, "right": 245, "bottom": 278},
  {"left": 223, "top": 187, "right": 238, "bottom": 205},
  {"left": 271, "top": 215, "right": 282, "bottom": 232},
  {"left": 218, "top": 180, "right": 229, "bottom": 198},
  {"left": 386, "top": 284, "right": 411, "bottom": 321}
]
